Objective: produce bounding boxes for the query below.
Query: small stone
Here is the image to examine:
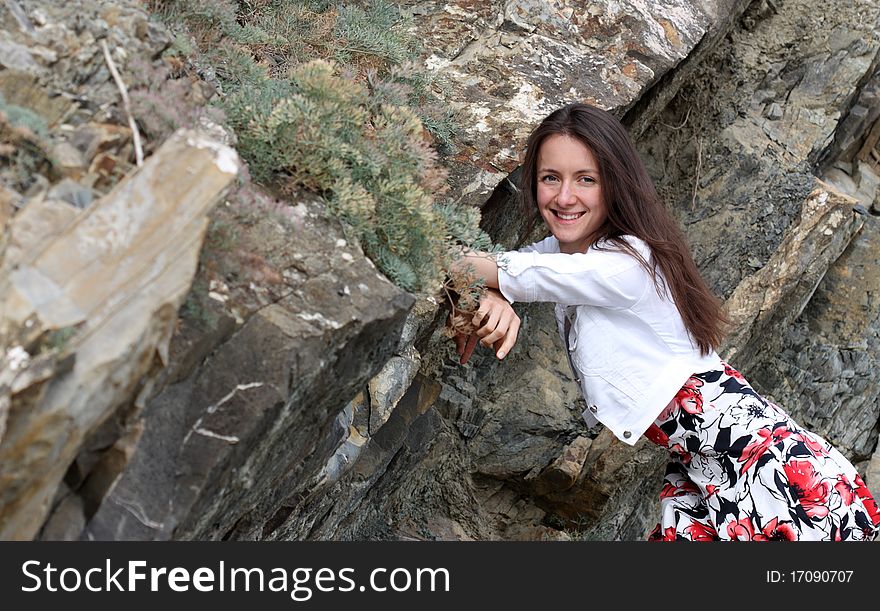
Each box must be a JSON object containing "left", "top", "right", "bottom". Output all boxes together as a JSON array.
[
  {"left": 0, "top": 40, "right": 42, "bottom": 74},
  {"left": 91, "top": 19, "right": 110, "bottom": 38},
  {"left": 134, "top": 18, "right": 172, "bottom": 53},
  {"left": 47, "top": 178, "right": 93, "bottom": 209},
  {"left": 71, "top": 123, "right": 131, "bottom": 163},
  {"left": 765, "top": 102, "right": 784, "bottom": 121},
  {"left": 753, "top": 89, "right": 776, "bottom": 104},
  {"left": 89, "top": 152, "right": 120, "bottom": 184},
  {"left": 37, "top": 490, "right": 86, "bottom": 541},
  {"left": 1, "top": 182, "right": 23, "bottom": 215},
  {"left": 31, "top": 9, "right": 48, "bottom": 27},
  {"left": 30, "top": 46, "right": 58, "bottom": 65},
  {"left": 23, "top": 173, "right": 49, "bottom": 199},
  {"left": 51, "top": 141, "right": 87, "bottom": 178}
]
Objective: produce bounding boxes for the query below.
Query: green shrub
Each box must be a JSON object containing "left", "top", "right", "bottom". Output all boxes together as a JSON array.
[
  {"left": 0, "top": 94, "right": 48, "bottom": 137},
  {"left": 229, "top": 59, "right": 463, "bottom": 292},
  {"left": 147, "top": 0, "right": 490, "bottom": 297}
]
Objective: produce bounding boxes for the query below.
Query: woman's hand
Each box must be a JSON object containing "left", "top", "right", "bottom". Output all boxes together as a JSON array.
[{"left": 455, "top": 289, "right": 520, "bottom": 364}]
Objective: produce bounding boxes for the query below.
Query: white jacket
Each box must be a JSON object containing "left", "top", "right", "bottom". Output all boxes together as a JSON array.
[{"left": 497, "top": 235, "right": 723, "bottom": 446}]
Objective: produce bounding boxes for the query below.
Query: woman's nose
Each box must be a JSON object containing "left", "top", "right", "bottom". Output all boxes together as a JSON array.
[{"left": 558, "top": 181, "right": 577, "bottom": 206}]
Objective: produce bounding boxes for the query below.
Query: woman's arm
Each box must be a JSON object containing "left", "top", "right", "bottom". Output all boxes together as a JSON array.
[
  {"left": 452, "top": 243, "right": 648, "bottom": 308},
  {"left": 451, "top": 249, "right": 500, "bottom": 289},
  {"left": 493, "top": 249, "right": 647, "bottom": 307}
]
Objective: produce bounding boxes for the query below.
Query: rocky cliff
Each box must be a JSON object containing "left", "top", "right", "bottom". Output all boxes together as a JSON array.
[{"left": 1, "top": 0, "right": 879, "bottom": 541}]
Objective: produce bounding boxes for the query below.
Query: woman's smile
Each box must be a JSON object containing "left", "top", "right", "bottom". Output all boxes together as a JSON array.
[{"left": 551, "top": 210, "right": 587, "bottom": 221}]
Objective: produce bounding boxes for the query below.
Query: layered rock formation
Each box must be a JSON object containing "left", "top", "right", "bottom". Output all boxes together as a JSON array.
[
  {"left": 2, "top": 0, "right": 879, "bottom": 541},
  {"left": 0, "top": 128, "right": 240, "bottom": 539}
]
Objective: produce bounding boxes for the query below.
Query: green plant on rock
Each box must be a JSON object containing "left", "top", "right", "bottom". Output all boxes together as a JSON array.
[
  {"left": 0, "top": 95, "right": 54, "bottom": 193},
  {"left": 228, "top": 59, "right": 479, "bottom": 293},
  {"left": 147, "top": 0, "right": 489, "bottom": 302}
]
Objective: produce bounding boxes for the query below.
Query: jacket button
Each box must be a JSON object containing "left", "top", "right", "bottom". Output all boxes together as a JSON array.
[
  {"left": 623, "top": 431, "right": 632, "bottom": 439},
  {"left": 588, "top": 405, "right": 598, "bottom": 414}
]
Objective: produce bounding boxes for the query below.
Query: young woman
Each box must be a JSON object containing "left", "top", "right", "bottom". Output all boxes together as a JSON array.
[{"left": 453, "top": 103, "right": 880, "bottom": 541}]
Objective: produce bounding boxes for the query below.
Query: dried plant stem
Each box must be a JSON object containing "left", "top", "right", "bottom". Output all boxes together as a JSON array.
[
  {"left": 691, "top": 136, "right": 703, "bottom": 211},
  {"left": 659, "top": 107, "right": 691, "bottom": 131},
  {"left": 101, "top": 40, "right": 144, "bottom": 167}
]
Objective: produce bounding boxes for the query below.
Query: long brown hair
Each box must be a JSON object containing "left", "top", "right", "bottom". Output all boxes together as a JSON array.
[{"left": 520, "top": 103, "right": 726, "bottom": 355}]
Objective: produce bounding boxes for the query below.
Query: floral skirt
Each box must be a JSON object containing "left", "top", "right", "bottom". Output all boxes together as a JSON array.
[{"left": 645, "top": 363, "right": 880, "bottom": 541}]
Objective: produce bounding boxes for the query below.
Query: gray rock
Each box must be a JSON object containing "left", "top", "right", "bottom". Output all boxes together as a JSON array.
[
  {"left": 749, "top": 215, "right": 880, "bottom": 462},
  {"left": 765, "top": 102, "right": 784, "bottom": 120},
  {"left": 38, "top": 486, "right": 86, "bottom": 541},
  {"left": 82, "top": 197, "right": 414, "bottom": 541},
  {"left": 368, "top": 349, "right": 421, "bottom": 434},
  {"left": 0, "top": 129, "right": 239, "bottom": 540},
  {"left": 0, "top": 39, "right": 42, "bottom": 74},
  {"left": 47, "top": 177, "right": 93, "bottom": 208}
]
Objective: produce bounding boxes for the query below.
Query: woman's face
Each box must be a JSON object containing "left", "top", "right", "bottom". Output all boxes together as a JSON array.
[{"left": 535, "top": 134, "right": 607, "bottom": 254}]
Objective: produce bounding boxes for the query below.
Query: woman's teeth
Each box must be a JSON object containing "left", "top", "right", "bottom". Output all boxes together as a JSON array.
[{"left": 555, "top": 211, "right": 584, "bottom": 220}]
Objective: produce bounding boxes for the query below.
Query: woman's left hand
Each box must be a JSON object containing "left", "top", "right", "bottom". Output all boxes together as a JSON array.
[{"left": 455, "top": 289, "right": 520, "bottom": 364}]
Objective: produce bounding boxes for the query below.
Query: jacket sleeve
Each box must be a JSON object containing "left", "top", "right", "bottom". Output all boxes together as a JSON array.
[{"left": 497, "top": 245, "right": 652, "bottom": 308}]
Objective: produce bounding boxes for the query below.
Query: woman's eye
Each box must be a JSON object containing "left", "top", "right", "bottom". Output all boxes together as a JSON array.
[
  {"left": 579, "top": 176, "right": 596, "bottom": 184},
  {"left": 540, "top": 175, "right": 558, "bottom": 183}
]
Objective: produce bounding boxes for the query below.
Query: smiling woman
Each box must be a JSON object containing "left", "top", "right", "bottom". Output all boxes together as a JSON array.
[{"left": 451, "top": 103, "right": 880, "bottom": 541}]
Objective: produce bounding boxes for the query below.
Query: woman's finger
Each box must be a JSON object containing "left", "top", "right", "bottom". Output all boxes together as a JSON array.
[
  {"left": 478, "top": 308, "right": 504, "bottom": 342},
  {"left": 482, "top": 308, "right": 515, "bottom": 345},
  {"left": 472, "top": 306, "right": 488, "bottom": 328},
  {"left": 494, "top": 315, "right": 520, "bottom": 359}
]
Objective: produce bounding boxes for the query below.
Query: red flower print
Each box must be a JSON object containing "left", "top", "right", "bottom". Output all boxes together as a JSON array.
[
  {"left": 706, "top": 485, "right": 718, "bottom": 497},
  {"left": 670, "top": 443, "right": 692, "bottom": 466},
  {"left": 784, "top": 460, "right": 831, "bottom": 519},
  {"left": 722, "top": 362, "right": 746, "bottom": 382},
  {"left": 684, "top": 521, "right": 719, "bottom": 542},
  {"left": 660, "top": 479, "right": 700, "bottom": 499},
  {"left": 656, "top": 398, "right": 678, "bottom": 422},
  {"left": 674, "top": 377, "right": 704, "bottom": 415},
  {"left": 794, "top": 433, "right": 829, "bottom": 458},
  {"left": 853, "top": 475, "right": 880, "bottom": 526},
  {"left": 834, "top": 476, "right": 855, "bottom": 506},
  {"left": 726, "top": 517, "right": 758, "bottom": 541},
  {"left": 758, "top": 517, "right": 798, "bottom": 541},
  {"left": 738, "top": 425, "right": 792, "bottom": 475},
  {"left": 644, "top": 424, "right": 669, "bottom": 447},
  {"left": 648, "top": 525, "right": 678, "bottom": 541}
]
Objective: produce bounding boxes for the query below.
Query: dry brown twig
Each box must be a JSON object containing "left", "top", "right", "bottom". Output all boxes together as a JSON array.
[
  {"left": 441, "top": 255, "right": 490, "bottom": 339},
  {"left": 659, "top": 107, "right": 691, "bottom": 131},
  {"left": 101, "top": 40, "right": 144, "bottom": 167},
  {"left": 691, "top": 136, "right": 703, "bottom": 211}
]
